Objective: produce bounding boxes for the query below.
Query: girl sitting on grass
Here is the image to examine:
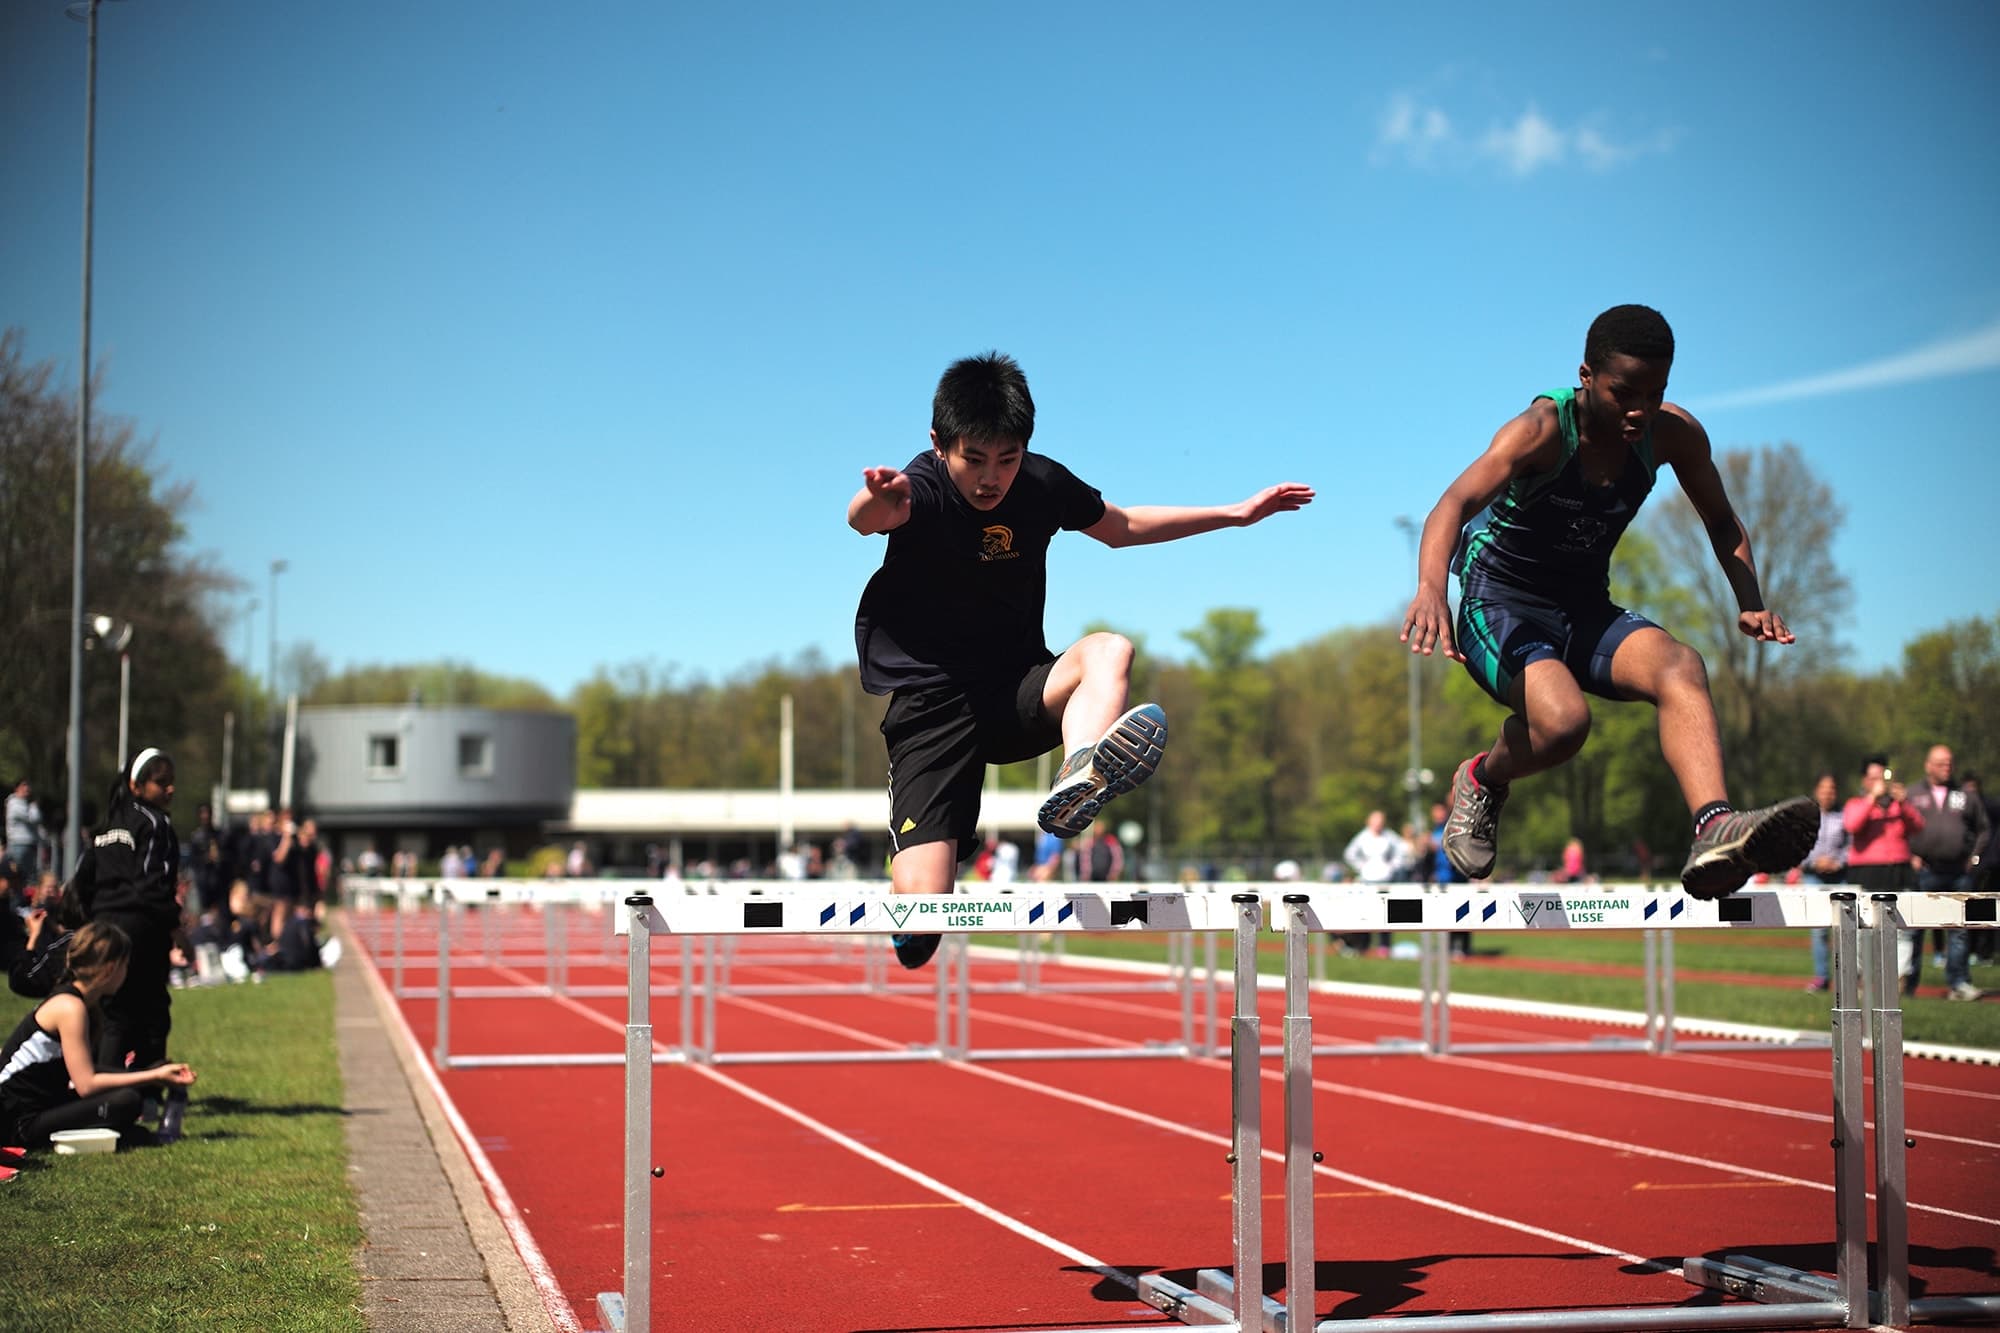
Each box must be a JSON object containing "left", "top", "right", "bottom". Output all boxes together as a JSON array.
[{"left": 0, "top": 921, "right": 197, "bottom": 1150}]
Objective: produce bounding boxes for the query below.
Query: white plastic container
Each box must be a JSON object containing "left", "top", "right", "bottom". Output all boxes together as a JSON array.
[{"left": 49, "top": 1127, "right": 120, "bottom": 1155}]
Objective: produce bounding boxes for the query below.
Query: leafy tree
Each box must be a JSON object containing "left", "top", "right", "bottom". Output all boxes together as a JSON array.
[
  {"left": 1642, "top": 442, "right": 1849, "bottom": 802},
  {"left": 0, "top": 331, "right": 238, "bottom": 841},
  {"left": 1891, "top": 618, "right": 2000, "bottom": 775},
  {"left": 306, "top": 658, "right": 557, "bottom": 711},
  {"left": 1179, "top": 609, "right": 1276, "bottom": 849}
]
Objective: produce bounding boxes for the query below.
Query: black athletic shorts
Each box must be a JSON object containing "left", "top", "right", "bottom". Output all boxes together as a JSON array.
[
  {"left": 881, "top": 661, "right": 1061, "bottom": 861},
  {"left": 1457, "top": 583, "right": 1659, "bottom": 706}
]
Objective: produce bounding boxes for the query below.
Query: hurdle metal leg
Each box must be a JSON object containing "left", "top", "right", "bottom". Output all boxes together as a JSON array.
[
  {"left": 1866, "top": 894, "right": 1910, "bottom": 1329},
  {"left": 1140, "top": 892, "right": 1269, "bottom": 1328},
  {"left": 1682, "top": 892, "right": 1865, "bottom": 1327},
  {"left": 598, "top": 893, "right": 656, "bottom": 1333},
  {"left": 1284, "top": 895, "right": 1318, "bottom": 1333},
  {"left": 433, "top": 888, "right": 452, "bottom": 1069}
]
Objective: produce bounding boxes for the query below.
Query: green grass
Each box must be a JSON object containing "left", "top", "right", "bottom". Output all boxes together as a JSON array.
[
  {"left": 996, "top": 930, "right": 2000, "bottom": 1051},
  {"left": 0, "top": 975, "right": 364, "bottom": 1333}
]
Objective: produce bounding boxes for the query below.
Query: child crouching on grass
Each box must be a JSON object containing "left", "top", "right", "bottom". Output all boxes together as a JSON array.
[{"left": 0, "top": 922, "right": 197, "bottom": 1150}]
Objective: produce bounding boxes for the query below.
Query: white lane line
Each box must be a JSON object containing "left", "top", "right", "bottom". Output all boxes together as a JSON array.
[
  {"left": 686, "top": 1061, "right": 1124, "bottom": 1275},
  {"left": 485, "top": 970, "right": 1146, "bottom": 1295},
  {"left": 864, "top": 956, "right": 2000, "bottom": 1152},
  {"left": 1438, "top": 1053, "right": 2000, "bottom": 1153},
  {"left": 703, "top": 993, "right": 1663, "bottom": 1270},
  {"left": 1672, "top": 1048, "right": 2000, "bottom": 1101},
  {"left": 349, "top": 935, "right": 585, "bottom": 1333},
  {"left": 733, "top": 970, "right": 2000, "bottom": 1231}
]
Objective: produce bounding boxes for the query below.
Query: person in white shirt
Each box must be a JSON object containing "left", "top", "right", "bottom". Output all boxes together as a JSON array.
[{"left": 1343, "top": 810, "right": 1411, "bottom": 956}]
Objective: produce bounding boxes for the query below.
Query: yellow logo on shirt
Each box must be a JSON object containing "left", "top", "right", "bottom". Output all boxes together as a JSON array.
[
  {"left": 899, "top": 817, "right": 916, "bottom": 833},
  {"left": 980, "top": 525, "right": 1018, "bottom": 561}
]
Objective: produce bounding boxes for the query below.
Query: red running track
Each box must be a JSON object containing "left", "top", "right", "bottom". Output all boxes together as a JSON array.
[{"left": 346, "top": 918, "right": 2000, "bottom": 1333}]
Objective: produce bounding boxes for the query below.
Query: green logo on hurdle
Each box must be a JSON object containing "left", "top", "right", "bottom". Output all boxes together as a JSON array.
[{"left": 904, "top": 899, "right": 1015, "bottom": 929}]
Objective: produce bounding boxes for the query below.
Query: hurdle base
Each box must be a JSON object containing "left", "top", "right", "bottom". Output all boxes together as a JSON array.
[
  {"left": 1910, "top": 1293, "right": 2000, "bottom": 1324},
  {"left": 596, "top": 1290, "right": 626, "bottom": 1332},
  {"left": 1682, "top": 1254, "right": 1841, "bottom": 1306},
  {"left": 1136, "top": 1265, "right": 1287, "bottom": 1330}
]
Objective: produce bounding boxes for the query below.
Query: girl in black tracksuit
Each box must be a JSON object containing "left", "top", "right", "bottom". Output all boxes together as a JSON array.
[{"left": 71, "top": 749, "right": 184, "bottom": 1081}]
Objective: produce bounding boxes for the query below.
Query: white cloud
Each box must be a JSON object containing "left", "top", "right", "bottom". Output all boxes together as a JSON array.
[
  {"left": 1696, "top": 319, "right": 2000, "bottom": 410},
  {"left": 1372, "top": 91, "right": 1671, "bottom": 178},
  {"left": 1376, "top": 93, "right": 1452, "bottom": 165},
  {"left": 1482, "top": 106, "right": 1565, "bottom": 176}
]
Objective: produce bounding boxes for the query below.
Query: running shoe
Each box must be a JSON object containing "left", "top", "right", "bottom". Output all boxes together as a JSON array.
[
  {"left": 891, "top": 933, "right": 941, "bottom": 970},
  {"left": 1679, "top": 796, "right": 1819, "bottom": 900},
  {"left": 1441, "top": 754, "right": 1507, "bottom": 881},
  {"left": 1948, "top": 981, "right": 1986, "bottom": 1003},
  {"left": 1036, "top": 703, "right": 1168, "bottom": 838}
]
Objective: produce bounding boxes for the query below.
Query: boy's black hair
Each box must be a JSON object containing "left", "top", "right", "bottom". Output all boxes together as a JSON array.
[
  {"left": 932, "top": 352, "right": 1035, "bottom": 450},
  {"left": 1584, "top": 305, "right": 1675, "bottom": 369},
  {"left": 1863, "top": 753, "right": 1889, "bottom": 773}
]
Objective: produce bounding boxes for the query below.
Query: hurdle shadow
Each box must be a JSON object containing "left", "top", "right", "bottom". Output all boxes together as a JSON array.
[
  {"left": 1628, "top": 1240, "right": 2000, "bottom": 1300},
  {"left": 1070, "top": 1252, "right": 1605, "bottom": 1320}
]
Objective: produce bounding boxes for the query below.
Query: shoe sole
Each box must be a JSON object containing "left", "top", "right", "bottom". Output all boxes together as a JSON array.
[
  {"left": 1680, "top": 796, "right": 1820, "bottom": 900},
  {"left": 1036, "top": 704, "right": 1168, "bottom": 838},
  {"left": 892, "top": 933, "right": 941, "bottom": 970}
]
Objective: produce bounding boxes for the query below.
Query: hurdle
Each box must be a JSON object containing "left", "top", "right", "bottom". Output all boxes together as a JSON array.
[
  {"left": 1267, "top": 884, "right": 2000, "bottom": 1331},
  {"left": 597, "top": 888, "right": 1271, "bottom": 1333},
  {"left": 1304, "top": 882, "right": 1836, "bottom": 1059},
  {"left": 346, "top": 877, "right": 1222, "bottom": 1068}
]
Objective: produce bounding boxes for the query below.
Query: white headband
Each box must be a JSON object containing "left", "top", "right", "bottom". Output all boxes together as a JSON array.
[{"left": 129, "top": 748, "right": 165, "bottom": 783}]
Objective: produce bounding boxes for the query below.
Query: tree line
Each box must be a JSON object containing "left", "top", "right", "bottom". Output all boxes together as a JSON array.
[{"left": 4, "top": 330, "right": 1994, "bottom": 873}]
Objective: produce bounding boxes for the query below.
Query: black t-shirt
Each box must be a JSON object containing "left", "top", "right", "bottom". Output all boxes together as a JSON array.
[{"left": 855, "top": 450, "right": 1106, "bottom": 694}]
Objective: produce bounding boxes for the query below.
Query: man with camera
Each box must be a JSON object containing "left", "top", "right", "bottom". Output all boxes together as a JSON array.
[{"left": 1906, "top": 744, "right": 1990, "bottom": 1001}]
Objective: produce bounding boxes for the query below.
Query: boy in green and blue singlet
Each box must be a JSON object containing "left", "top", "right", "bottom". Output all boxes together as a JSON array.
[{"left": 1400, "top": 305, "right": 1816, "bottom": 898}]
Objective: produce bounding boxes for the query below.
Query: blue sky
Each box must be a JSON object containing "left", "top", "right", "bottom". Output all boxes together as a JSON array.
[{"left": 4, "top": 2, "right": 1996, "bottom": 700}]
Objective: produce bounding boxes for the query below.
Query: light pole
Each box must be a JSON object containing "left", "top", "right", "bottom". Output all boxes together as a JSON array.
[
  {"left": 1393, "top": 516, "right": 1431, "bottom": 838},
  {"left": 84, "top": 611, "right": 133, "bottom": 764},
  {"left": 61, "top": 0, "right": 112, "bottom": 877},
  {"left": 268, "top": 559, "right": 288, "bottom": 696}
]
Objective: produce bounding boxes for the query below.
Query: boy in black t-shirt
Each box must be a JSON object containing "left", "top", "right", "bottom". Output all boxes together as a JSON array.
[{"left": 850, "top": 352, "right": 1312, "bottom": 967}]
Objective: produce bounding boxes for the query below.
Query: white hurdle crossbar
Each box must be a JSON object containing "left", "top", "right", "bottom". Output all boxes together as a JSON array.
[
  {"left": 1269, "top": 885, "right": 2000, "bottom": 1333},
  {"left": 344, "top": 878, "right": 1221, "bottom": 1069},
  {"left": 599, "top": 888, "right": 1270, "bottom": 1333}
]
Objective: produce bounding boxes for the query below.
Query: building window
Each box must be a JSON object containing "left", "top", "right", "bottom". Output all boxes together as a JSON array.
[
  {"left": 368, "top": 734, "right": 402, "bottom": 778},
  {"left": 458, "top": 733, "right": 493, "bottom": 778}
]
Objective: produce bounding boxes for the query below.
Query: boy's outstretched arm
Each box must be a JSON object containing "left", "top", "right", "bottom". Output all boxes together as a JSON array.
[
  {"left": 848, "top": 466, "right": 913, "bottom": 535},
  {"left": 1657, "top": 405, "right": 1793, "bottom": 644},
  {"left": 1401, "top": 401, "right": 1561, "bottom": 661},
  {"left": 1084, "top": 481, "right": 1314, "bottom": 548}
]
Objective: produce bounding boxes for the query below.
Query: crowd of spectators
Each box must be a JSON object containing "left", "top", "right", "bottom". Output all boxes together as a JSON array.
[{"left": 2, "top": 756, "right": 344, "bottom": 1161}]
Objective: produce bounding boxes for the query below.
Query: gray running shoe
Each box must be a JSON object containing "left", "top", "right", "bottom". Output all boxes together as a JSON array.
[
  {"left": 1441, "top": 755, "right": 1507, "bottom": 880},
  {"left": 1679, "top": 796, "right": 1819, "bottom": 900},
  {"left": 1036, "top": 703, "right": 1168, "bottom": 838}
]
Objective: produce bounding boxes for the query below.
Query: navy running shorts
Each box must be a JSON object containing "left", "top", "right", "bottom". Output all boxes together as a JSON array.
[
  {"left": 1456, "top": 586, "right": 1660, "bottom": 707},
  {"left": 881, "top": 660, "right": 1061, "bottom": 861}
]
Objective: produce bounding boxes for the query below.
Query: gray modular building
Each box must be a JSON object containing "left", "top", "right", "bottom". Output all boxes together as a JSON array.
[
  {"left": 291, "top": 705, "right": 575, "bottom": 861},
  {"left": 262, "top": 703, "right": 1040, "bottom": 873}
]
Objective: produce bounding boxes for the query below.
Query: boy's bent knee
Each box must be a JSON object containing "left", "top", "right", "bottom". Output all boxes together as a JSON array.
[
  {"left": 1078, "top": 631, "right": 1135, "bottom": 675},
  {"left": 1533, "top": 701, "right": 1592, "bottom": 757}
]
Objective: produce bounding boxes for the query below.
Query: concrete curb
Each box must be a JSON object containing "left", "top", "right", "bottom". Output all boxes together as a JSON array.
[{"left": 332, "top": 915, "right": 560, "bottom": 1332}]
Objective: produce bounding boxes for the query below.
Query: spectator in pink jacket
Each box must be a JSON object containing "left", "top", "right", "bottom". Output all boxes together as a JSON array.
[{"left": 1842, "top": 755, "right": 1925, "bottom": 992}]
